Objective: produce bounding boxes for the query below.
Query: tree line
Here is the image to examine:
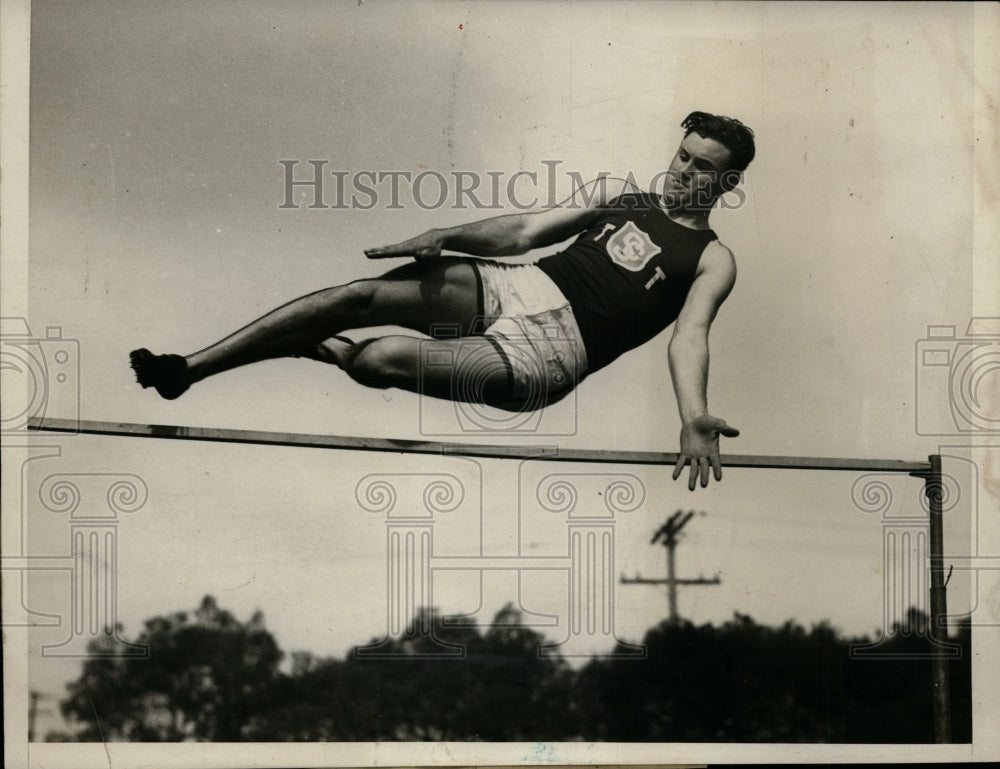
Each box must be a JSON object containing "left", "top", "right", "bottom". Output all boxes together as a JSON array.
[{"left": 51, "top": 596, "right": 971, "bottom": 742}]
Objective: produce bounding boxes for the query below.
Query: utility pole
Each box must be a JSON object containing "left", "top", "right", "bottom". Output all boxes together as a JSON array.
[
  {"left": 28, "top": 690, "right": 41, "bottom": 742},
  {"left": 621, "top": 510, "right": 721, "bottom": 624}
]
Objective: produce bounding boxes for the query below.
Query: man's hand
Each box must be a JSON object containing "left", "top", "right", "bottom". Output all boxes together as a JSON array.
[
  {"left": 365, "top": 229, "right": 443, "bottom": 260},
  {"left": 672, "top": 414, "right": 740, "bottom": 491}
]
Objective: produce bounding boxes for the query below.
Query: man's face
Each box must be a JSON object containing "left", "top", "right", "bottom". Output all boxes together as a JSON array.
[{"left": 663, "top": 132, "right": 735, "bottom": 211}]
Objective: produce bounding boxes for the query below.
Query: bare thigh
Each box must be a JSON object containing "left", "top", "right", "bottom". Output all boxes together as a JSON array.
[
  {"left": 361, "top": 257, "right": 483, "bottom": 336},
  {"left": 350, "top": 333, "right": 514, "bottom": 406}
]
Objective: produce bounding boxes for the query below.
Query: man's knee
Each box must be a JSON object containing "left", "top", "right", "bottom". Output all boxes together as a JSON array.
[
  {"left": 347, "top": 337, "right": 417, "bottom": 388},
  {"left": 331, "top": 280, "right": 378, "bottom": 319}
]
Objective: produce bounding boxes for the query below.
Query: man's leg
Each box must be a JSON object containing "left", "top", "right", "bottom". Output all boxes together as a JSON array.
[
  {"left": 332, "top": 334, "right": 514, "bottom": 407},
  {"left": 130, "top": 257, "right": 487, "bottom": 399}
]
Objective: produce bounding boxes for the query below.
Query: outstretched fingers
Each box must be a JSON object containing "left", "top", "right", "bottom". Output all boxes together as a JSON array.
[
  {"left": 364, "top": 245, "right": 400, "bottom": 259},
  {"left": 672, "top": 455, "right": 708, "bottom": 491},
  {"left": 699, "top": 457, "right": 712, "bottom": 488},
  {"left": 365, "top": 246, "right": 441, "bottom": 261},
  {"left": 365, "top": 232, "right": 443, "bottom": 261}
]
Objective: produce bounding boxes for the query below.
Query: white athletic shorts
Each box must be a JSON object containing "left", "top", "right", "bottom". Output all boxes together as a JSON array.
[{"left": 474, "top": 260, "right": 589, "bottom": 404}]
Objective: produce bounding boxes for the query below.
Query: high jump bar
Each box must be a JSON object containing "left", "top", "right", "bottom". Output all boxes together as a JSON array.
[{"left": 27, "top": 417, "right": 932, "bottom": 474}]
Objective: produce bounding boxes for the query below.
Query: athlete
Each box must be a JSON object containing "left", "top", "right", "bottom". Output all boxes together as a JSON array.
[{"left": 131, "top": 111, "right": 755, "bottom": 490}]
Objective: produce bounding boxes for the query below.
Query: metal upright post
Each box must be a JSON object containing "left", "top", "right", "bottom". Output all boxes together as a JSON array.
[{"left": 926, "top": 454, "right": 951, "bottom": 744}]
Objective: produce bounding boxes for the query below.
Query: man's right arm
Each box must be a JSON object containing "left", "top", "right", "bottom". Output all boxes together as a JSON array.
[{"left": 365, "top": 177, "right": 638, "bottom": 260}]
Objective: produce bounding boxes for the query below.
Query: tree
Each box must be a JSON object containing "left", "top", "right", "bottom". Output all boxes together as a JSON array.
[
  {"left": 61, "top": 596, "right": 282, "bottom": 741},
  {"left": 244, "top": 603, "right": 577, "bottom": 741},
  {"left": 572, "top": 608, "right": 972, "bottom": 743},
  {"left": 60, "top": 598, "right": 970, "bottom": 743}
]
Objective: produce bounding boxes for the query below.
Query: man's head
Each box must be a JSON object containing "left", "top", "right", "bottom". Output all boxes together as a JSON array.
[{"left": 663, "top": 111, "right": 756, "bottom": 211}]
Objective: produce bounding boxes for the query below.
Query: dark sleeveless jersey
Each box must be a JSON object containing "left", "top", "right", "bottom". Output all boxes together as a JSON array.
[{"left": 536, "top": 191, "right": 718, "bottom": 373}]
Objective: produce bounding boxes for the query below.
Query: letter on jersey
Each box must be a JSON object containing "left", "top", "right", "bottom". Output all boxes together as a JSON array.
[{"left": 605, "top": 220, "right": 661, "bottom": 272}]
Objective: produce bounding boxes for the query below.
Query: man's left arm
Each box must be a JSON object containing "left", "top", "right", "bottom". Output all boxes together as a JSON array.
[{"left": 668, "top": 241, "right": 740, "bottom": 490}]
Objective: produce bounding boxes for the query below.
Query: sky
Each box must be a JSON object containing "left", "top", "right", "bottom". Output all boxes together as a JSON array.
[{"left": 3, "top": 0, "right": 998, "bottom": 763}]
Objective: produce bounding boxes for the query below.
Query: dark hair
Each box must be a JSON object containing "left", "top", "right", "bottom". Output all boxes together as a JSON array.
[{"left": 681, "top": 111, "right": 756, "bottom": 173}]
